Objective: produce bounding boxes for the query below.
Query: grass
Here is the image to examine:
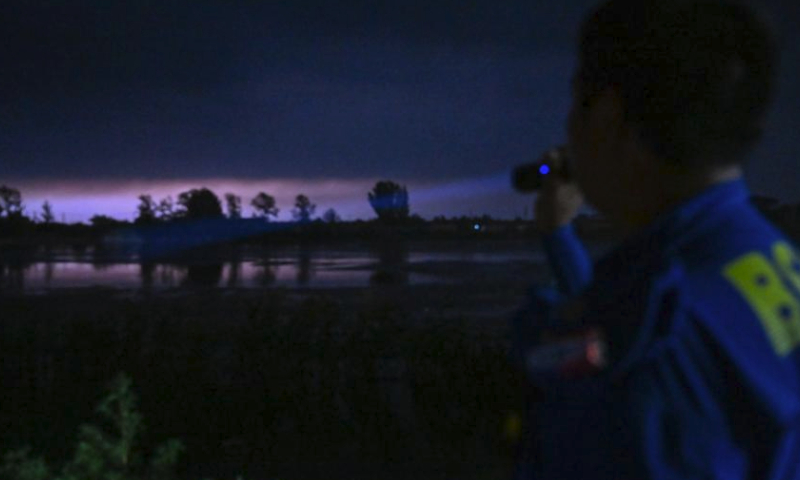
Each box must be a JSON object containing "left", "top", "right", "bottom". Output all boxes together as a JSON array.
[{"left": 0, "top": 287, "right": 527, "bottom": 480}]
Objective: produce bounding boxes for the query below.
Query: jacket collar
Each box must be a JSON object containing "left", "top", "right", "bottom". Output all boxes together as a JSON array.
[
  {"left": 643, "top": 178, "right": 750, "bottom": 248},
  {"left": 597, "top": 178, "right": 751, "bottom": 273}
]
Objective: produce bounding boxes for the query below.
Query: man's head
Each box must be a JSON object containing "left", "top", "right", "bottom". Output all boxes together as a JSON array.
[{"left": 566, "top": 0, "right": 777, "bottom": 226}]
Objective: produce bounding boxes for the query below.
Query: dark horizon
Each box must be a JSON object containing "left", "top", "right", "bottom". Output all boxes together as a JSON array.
[{"left": 1, "top": 173, "right": 525, "bottom": 223}]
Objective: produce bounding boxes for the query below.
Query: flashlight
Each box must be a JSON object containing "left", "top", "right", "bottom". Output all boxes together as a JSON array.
[{"left": 512, "top": 146, "right": 572, "bottom": 193}]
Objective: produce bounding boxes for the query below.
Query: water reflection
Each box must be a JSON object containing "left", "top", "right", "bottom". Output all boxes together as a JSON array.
[
  {"left": 296, "top": 249, "right": 313, "bottom": 285},
  {"left": 227, "top": 251, "right": 241, "bottom": 288},
  {"left": 140, "top": 262, "right": 155, "bottom": 290},
  {"left": 183, "top": 263, "right": 224, "bottom": 288},
  {"left": 370, "top": 241, "right": 409, "bottom": 286},
  {"left": 253, "top": 263, "right": 276, "bottom": 286},
  {"left": 0, "top": 244, "right": 543, "bottom": 293},
  {"left": 44, "top": 262, "right": 54, "bottom": 286},
  {"left": 0, "top": 258, "right": 28, "bottom": 291}
]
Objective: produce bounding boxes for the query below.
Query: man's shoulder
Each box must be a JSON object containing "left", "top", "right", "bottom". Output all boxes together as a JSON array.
[
  {"left": 519, "top": 208, "right": 800, "bottom": 380},
  {"left": 676, "top": 205, "right": 799, "bottom": 317},
  {"left": 582, "top": 221, "right": 798, "bottom": 374},
  {"left": 678, "top": 229, "right": 800, "bottom": 359}
]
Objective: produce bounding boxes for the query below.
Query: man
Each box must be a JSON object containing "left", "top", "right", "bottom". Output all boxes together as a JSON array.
[{"left": 512, "top": 0, "right": 798, "bottom": 478}]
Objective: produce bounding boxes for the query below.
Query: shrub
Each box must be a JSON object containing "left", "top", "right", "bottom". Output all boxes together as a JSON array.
[{"left": 1, "top": 374, "right": 183, "bottom": 480}]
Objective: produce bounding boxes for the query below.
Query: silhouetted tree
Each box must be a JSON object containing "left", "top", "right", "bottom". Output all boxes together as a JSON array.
[
  {"left": 224, "top": 193, "right": 242, "bottom": 220},
  {"left": 292, "top": 194, "right": 316, "bottom": 222},
  {"left": 156, "top": 196, "right": 175, "bottom": 221},
  {"left": 90, "top": 215, "right": 126, "bottom": 229},
  {"left": 251, "top": 192, "right": 279, "bottom": 221},
  {"left": 0, "top": 185, "right": 24, "bottom": 218},
  {"left": 322, "top": 208, "right": 341, "bottom": 223},
  {"left": 176, "top": 188, "right": 224, "bottom": 219},
  {"left": 135, "top": 195, "right": 157, "bottom": 225},
  {"left": 409, "top": 213, "right": 425, "bottom": 224},
  {"left": 41, "top": 200, "right": 55, "bottom": 224},
  {"left": 368, "top": 180, "right": 409, "bottom": 223}
]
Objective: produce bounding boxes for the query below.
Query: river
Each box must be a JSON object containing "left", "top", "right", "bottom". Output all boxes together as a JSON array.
[{"left": 0, "top": 242, "right": 564, "bottom": 293}]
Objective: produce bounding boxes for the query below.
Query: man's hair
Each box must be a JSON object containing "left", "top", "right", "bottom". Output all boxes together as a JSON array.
[{"left": 577, "top": 0, "right": 777, "bottom": 168}]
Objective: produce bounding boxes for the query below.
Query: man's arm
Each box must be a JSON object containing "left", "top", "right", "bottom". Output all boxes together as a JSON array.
[
  {"left": 533, "top": 151, "right": 591, "bottom": 296},
  {"left": 542, "top": 224, "right": 592, "bottom": 296}
]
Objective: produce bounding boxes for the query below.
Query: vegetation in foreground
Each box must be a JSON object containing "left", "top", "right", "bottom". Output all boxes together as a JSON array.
[
  {"left": 1, "top": 374, "right": 183, "bottom": 480},
  {"left": 0, "top": 289, "right": 525, "bottom": 480}
]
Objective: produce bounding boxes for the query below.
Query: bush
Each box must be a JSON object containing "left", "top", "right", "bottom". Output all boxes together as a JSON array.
[{"left": 1, "top": 374, "right": 183, "bottom": 480}]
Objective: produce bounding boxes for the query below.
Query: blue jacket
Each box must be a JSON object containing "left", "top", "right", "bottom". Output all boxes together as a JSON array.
[{"left": 512, "top": 179, "right": 800, "bottom": 479}]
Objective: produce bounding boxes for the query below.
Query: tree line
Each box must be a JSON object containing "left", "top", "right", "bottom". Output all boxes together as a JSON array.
[{"left": 0, "top": 180, "right": 411, "bottom": 227}]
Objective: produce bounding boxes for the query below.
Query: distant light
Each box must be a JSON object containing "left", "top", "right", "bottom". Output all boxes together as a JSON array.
[
  {"left": 539, "top": 164, "right": 550, "bottom": 175},
  {"left": 473, "top": 224, "right": 481, "bottom": 231}
]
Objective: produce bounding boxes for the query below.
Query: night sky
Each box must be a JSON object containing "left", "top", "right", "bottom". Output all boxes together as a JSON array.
[{"left": 1, "top": 0, "right": 798, "bottom": 222}]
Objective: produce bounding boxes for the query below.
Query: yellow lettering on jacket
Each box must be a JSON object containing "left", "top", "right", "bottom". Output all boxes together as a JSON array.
[
  {"left": 723, "top": 247, "right": 800, "bottom": 356},
  {"left": 773, "top": 242, "right": 800, "bottom": 293}
]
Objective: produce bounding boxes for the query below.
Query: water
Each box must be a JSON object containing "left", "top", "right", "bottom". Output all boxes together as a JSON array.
[{"left": 0, "top": 244, "right": 551, "bottom": 292}]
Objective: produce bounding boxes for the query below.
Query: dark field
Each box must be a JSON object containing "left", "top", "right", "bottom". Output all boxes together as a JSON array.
[{"left": 0, "top": 258, "right": 549, "bottom": 480}]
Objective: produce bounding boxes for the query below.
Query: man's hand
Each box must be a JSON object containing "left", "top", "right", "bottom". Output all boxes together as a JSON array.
[{"left": 534, "top": 149, "right": 584, "bottom": 234}]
